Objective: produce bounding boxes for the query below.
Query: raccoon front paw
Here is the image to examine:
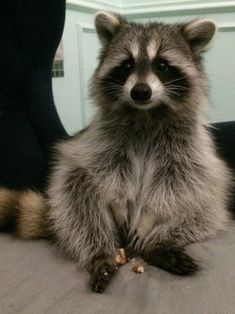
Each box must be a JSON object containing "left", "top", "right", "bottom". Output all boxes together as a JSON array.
[
  {"left": 145, "top": 247, "right": 199, "bottom": 275},
  {"left": 90, "top": 257, "right": 118, "bottom": 293}
]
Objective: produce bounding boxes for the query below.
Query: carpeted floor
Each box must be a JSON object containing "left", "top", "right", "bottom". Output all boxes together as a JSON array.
[{"left": 0, "top": 225, "right": 235, "bottom": 314}]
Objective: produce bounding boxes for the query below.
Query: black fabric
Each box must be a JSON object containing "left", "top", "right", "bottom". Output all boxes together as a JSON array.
[
  {"left": 211, "top": 121, "right": 235, "bottom": 172},
  {"left": 211, "top": 121, "right": 235, "bottom": 215},
  {"left": 0, "top": 0, "right": 68, "bottom": 191}
]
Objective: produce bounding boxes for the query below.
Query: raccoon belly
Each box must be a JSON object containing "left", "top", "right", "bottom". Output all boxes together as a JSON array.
[
  {"left": 135, "top": 178, "right": 230, "bottom": 252},
  {"left": 124, "top": 166, "right": 230, "bottom": 253}
]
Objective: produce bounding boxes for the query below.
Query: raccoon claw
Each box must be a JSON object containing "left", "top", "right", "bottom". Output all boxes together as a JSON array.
[
  {"left": 90, "top": 258, "right": 118, "bottom": 293},
  {"left": 145, "top": 247, "right": 199, "bottom": 275}
]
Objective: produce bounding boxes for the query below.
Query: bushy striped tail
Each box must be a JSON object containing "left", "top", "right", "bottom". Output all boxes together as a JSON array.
[{"left": 0, "top": 189, "right": 49, "bottom": 239}]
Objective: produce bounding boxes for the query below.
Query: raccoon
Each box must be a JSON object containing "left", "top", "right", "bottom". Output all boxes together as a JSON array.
[{"left": 0, "top": 11, "right": 232, "bottom": 293}]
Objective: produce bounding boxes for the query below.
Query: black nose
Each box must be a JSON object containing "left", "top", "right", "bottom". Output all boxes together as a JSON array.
[{"left": 130, "top": 83, "right": 152, "bottom": 102}]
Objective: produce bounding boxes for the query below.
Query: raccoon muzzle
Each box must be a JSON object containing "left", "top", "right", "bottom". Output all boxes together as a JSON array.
[{"left": 0, "top": 189, "right": 49, "bottom": 239}]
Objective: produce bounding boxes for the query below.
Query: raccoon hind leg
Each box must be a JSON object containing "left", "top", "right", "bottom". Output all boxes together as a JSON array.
[
  {"left": 90, "top": 256, "right": 118, "bottom": 293},
  {"left": 49, "top": 166, "right": 120, "bottom": 292},
  {"left": 143, "top": 247, "right": 199, "bottom": 275}
]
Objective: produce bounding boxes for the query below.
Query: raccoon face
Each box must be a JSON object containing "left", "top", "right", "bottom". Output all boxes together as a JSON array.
[{"left": 91, "top": 12, "right": 216, "bottom": 112}]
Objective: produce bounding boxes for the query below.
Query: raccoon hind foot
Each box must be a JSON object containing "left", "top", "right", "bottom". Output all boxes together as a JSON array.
[
  {"left": 144, "top": 247, "right": 199, "bottom": 275},
  {"left": 90, "top": 257, "right": 118, "bottom": 293}
]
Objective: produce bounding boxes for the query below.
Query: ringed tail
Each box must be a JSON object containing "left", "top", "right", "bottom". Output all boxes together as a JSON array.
[{"left": 0, "top": 189, "right": 49, "bottom": 239}]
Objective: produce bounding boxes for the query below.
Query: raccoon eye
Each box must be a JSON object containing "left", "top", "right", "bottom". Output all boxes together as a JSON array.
[
  {"left": 155, "top": 58, "right": 169, "bottom": 72},
  {"left": 121, "top": 59, "right": 135, "bottom": 72}
]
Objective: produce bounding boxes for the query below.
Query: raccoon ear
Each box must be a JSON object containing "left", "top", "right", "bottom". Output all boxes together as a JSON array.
[
  {"left": 95, "top": 11, "right": 121, "bottom": 46},
  {"left": 182, "top": 19, "right": 216, "bottom": 55}
]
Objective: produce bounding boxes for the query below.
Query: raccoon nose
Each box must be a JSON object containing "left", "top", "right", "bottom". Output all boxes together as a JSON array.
[{"left": 130, "top": 83, "right": 152, "bottom": 102}]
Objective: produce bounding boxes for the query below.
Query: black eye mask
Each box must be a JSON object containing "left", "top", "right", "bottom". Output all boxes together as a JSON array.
[{"left": 152, "top": 57, "right": 191, "bottom": 99}]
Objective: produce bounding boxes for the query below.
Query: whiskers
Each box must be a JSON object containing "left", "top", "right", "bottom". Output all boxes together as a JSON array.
[
  {"left": 95, "top": 85, "right": 122, "bottom": 100},
  {"left": 92, "top": 76, "right": 122, "bottom": 99},
  {"left": 163, "top": 76, "right": 188, "bottom": 86},
  {"left": 166, "top": 85, "right": 190, "bottom": 97},
  {"left": 163, "top": 77, "right": 190, "bottom": 98}
]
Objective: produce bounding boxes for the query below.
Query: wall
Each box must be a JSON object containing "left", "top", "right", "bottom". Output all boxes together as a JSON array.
[
  {"left": 53, "top": 0, "right": 235, "bottom": 134},
  {"left": 52, "top": 9, "right": 99, "bottom": 134}
]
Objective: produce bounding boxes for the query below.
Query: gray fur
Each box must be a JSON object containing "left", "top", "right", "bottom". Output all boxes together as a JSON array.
[{"left": 47, "top": 12, "right": 232, "bottom": 270}]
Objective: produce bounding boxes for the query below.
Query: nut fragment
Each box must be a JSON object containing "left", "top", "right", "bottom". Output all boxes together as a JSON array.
[
  {"left": 131, "top": 263, "right": 144, "bottom": 273},
  {"left": 119, "top": 248, "right": 126, "bottom": 259},
  {"left": 115, "top": 248, "right": 128, "bottom": 266}
]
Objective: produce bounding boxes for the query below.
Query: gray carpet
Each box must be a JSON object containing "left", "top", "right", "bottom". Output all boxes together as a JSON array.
[{"left": 0, "top": 226, "right": 235, "bottom": 314}]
